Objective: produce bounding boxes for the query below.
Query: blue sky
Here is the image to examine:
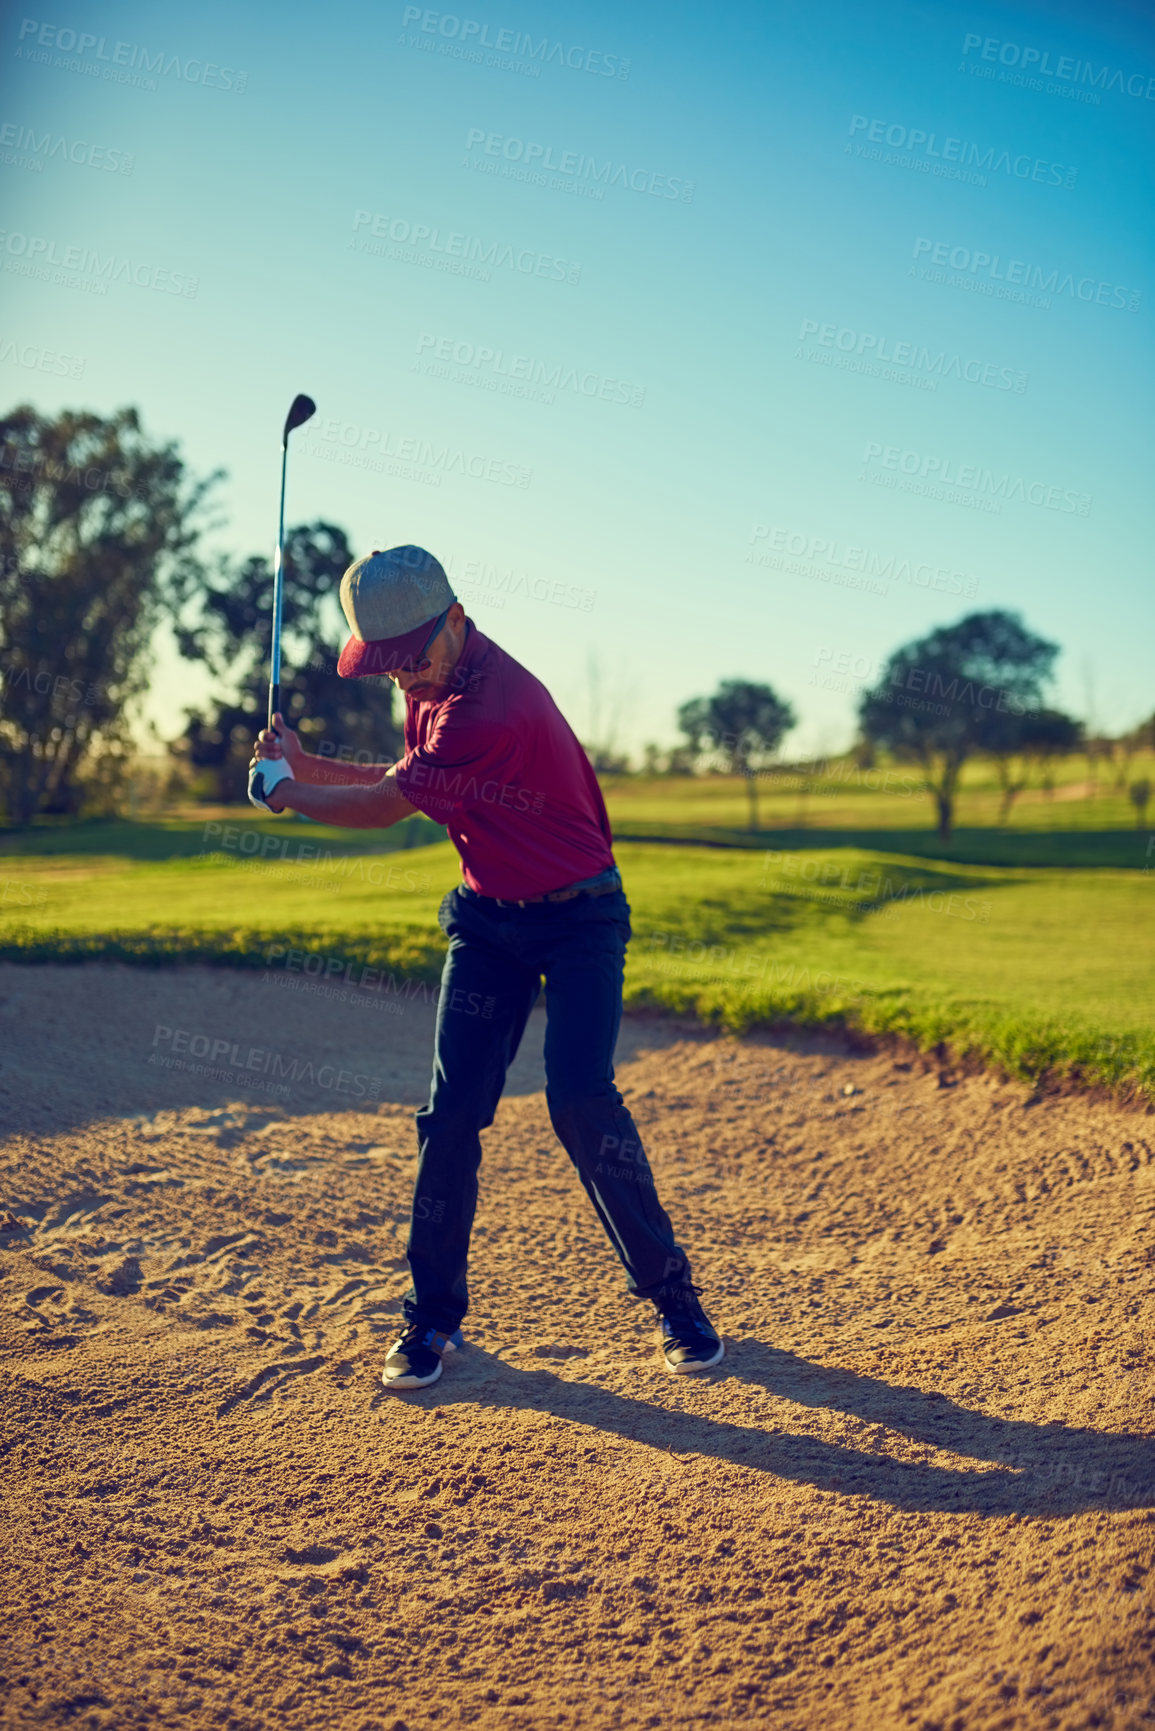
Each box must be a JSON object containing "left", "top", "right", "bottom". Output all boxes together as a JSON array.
[{"left": 2, "top": 0, "right": 1152, "bottom": 754}]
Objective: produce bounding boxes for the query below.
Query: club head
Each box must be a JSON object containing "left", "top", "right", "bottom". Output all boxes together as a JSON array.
[{"left": 282, "top": 393, "right": 316, "bottom": 443}]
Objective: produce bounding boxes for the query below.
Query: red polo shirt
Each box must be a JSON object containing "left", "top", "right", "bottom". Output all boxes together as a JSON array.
[{"left": 392, "top": 623, "right": 616, "bottom": 899}]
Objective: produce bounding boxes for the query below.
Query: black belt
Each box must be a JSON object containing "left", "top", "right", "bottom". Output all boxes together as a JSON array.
[{"left": 477, "top": 868, "right": 621, "bottom": 909}]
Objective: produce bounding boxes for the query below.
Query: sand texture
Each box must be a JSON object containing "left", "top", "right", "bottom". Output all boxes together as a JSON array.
[{"left": 1, "top": 962, "right": 1153, "bottom": 1729}]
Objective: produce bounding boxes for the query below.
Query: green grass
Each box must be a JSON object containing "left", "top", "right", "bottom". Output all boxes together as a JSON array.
[
  {"left": 0, "top": 811, "right": 445, "bottom": 861},
  {"left": 0, "top": 817, "right": 450, "bottom": 979},
  {"left": 2, "top": 820, "right": 1152, "bottom": 1100},
  {"left": 605, "top": 822, "right": 1148, "bottom": 869},
  {"left": 602, "top": 752, "right": 1155, "bottom": 868},
  {"left": 619, "top": 844, "right": 1155, "bottom": 1099}
]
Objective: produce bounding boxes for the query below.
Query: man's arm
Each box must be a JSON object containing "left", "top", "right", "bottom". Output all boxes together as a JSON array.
[
  {"left": 272, "top": 766, "right": 418, "bottom": 828},
  {"left": 294, "top": 754, "right": 396, "bottom": 787},
  {"left": 251, "top": 713, "right": 417, "bottom": 823},
  {"left": 254, "top": 714, "right": 394, "bottom": 787}
]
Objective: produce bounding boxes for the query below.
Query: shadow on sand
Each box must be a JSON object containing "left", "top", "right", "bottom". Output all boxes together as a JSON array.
[{"left": 371, "top": 1339, "right": 1155, "bottom": 1518}]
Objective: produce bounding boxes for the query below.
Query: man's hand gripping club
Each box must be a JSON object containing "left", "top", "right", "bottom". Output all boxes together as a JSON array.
[{"left": 248, "top": 714, "right": 419, "bottom": 829}]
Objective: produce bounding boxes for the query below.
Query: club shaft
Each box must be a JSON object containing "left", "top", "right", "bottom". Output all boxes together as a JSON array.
[{"left": 269, "top": 439, "right": 290, "bottom": 732}]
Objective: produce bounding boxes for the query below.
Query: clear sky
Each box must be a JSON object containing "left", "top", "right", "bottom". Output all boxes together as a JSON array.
[{"left": 2, "top": 0, "right": 1152, "bottom": 755}]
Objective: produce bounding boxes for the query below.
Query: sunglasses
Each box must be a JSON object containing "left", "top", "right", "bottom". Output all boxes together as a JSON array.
[{"left": 387, "top": 607, "right": 451, "bottom": 679}]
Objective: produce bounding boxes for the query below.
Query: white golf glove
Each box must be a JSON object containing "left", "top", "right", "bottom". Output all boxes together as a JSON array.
[{"left": 248, "top": 755, "right": 295, "bottom": 813}]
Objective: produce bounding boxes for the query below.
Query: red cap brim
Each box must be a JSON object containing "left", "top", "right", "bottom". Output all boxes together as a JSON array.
[{"left": 337, "top": 617, "right": 438, "bottom": 679}]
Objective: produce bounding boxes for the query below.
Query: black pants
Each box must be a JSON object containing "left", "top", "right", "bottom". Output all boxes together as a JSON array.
[{"left": 402, "top": 880, "right": 693, "bottom": 1331}]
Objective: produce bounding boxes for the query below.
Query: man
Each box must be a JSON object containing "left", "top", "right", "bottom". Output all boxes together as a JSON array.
[{"left": 250, "top": 545, "right": 723, "bottom": 1390}]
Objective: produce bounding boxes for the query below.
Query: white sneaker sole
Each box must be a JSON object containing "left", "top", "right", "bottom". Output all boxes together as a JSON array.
[
  {"left": 382, "top": 1359, "right": 443, "bottom": 1391},
  {"left": 382, "top": 1336, "right": 459, "bottom": 1391},
  {"left": 664, "top": 1339, "right": 725, "bottom": 1375}
]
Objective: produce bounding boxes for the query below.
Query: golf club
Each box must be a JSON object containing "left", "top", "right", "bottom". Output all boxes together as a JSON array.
[
  {"left": 269, "top": 392, "right": 317, "bottom": 731},
  {"left": 248, "top": 392, "right": 315, "bottom": 812}
]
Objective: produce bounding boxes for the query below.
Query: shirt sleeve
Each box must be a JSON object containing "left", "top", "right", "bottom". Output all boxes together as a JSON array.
[{"left": 392, "top": 711, "right": 526, "bottom": 823}]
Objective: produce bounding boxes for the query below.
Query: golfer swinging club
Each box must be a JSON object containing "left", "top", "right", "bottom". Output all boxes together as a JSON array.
[{"left": 250, "top": 545, "right": 723, "bottom": 1389}]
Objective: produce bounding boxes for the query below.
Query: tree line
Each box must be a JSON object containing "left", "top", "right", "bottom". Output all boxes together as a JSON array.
[
  {"left": 0, "top": 404, "right": 398, "bottom": 822},
  {"left": 674, "top": 614, "right": 1148, "bottom": 838},
  {"left": 0, "top": 403, "right": 1150, "bottom": 836}
]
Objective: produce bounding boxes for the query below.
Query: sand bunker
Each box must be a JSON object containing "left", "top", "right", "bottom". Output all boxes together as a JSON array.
[{"left": 1, "top": 962, "right": 1153, "bottom": 1728}]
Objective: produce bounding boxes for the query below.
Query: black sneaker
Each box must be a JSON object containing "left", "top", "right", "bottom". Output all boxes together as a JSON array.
[
  {"left": 654, "top": 1286, "right": 725, "bottom": 1375},
  {"left": 382, "top": 1324, "right": 464, "bottom": 1390}
]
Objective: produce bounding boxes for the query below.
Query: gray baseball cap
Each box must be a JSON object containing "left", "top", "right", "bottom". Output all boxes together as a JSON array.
[{"left": 337, "top": 545, "right": 457, "bottom": 677}]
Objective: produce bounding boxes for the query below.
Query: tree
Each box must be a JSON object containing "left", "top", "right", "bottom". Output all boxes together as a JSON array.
[
  {"left": 1113, "top": 728, "right": 1140, "bottom": 790},
  {"left": 989, "top": 708, "right": 1083, "bottom": 823},
  {"left": 1083, "top": 733, "right": 1114, "bottom": 798},
  {"left": 0, "top": 404, "right": 216, "bottom": 824},
  {"left": 1130, "top": 779, "right": 1151, "bottom": 829},
  {"left": 858, "top": 610, "right": 1059, "bottom": 840},
  {"left": 677, "top": 680, "right": 796, "bottom": 830},
  {"left": 582, "top": 651, "right": 631, "bottom": 778},
  {"left": 1114, "top": 714, "right": 1155, "bottom": 790},
  {"left": 1033, "top": 710, "right": 1083, "bottom": 798},
  {"left": 174, "top": 522, "right": 401, "bottom": 802}
]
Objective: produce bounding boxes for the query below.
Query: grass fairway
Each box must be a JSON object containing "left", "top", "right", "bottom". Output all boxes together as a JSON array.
[
  {"left": 2, "top": 816, "right": 1152, "bottom": 1099},
  {"left": 602, "top": 755, "right": 1155, "bottom": 870},
  {"left": 620, "top": 843, "right": 1154, "bottom": 1098}
]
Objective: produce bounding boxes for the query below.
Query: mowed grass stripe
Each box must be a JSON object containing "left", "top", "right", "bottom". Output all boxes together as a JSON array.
[{"left": 1, "top": 833, "right": 1151, "bottom": 1098}]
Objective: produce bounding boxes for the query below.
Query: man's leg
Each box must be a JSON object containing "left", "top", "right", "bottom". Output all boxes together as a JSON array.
[
  {"left": 537, "top": 894, "right": 692, "bottom": 1303},
  {"left": 402, "top": 889, "right": 539, "bottom": 1333}
]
